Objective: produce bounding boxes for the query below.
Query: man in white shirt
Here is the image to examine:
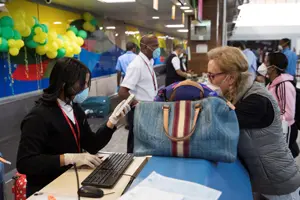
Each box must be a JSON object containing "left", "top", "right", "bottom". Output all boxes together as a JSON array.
[
  {"left": 165, "top": 45, "right": 191, "bottom": 86},
  {"left": 119, "top": 35, "right": 159, "bottom": 153}
]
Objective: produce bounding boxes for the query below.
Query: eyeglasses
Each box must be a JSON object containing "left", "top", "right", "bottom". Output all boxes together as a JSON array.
[{"left": 207, "top": 72, "right": 226, "bottom": 81}]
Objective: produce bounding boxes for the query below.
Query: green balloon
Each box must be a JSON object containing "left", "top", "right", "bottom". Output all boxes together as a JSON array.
[
  {"left": 26, "top": 40, "right": 38, "bottom": 49},
  {"left": 67, "top": 26, "right": 78, "bottom": 35},
  {"left": 2, "top": 27, "right": 14, "bottom": 39},
  {"left": 41, "top": 24, "right": 48, "bottom": 33},
  {"left": 0, "top": 16, "right": 14, "bottom": 28},
  {"left": 0, "top": 37, "right": 8, "bottom": 52},
  {"left": 77, "top": 30, "right": 87, "bottom": 39},
  {"left": 57, "top": 48, "right": 66, "bottom": 58},
  {"left": 33, "top": 16, "right": 39, "bottom": 25},
  {"left": 13, "top": 30, "right": 21, "bottom": 40},
  {"left": 90, "top": 19, "right": 97, "bottom": 26}
]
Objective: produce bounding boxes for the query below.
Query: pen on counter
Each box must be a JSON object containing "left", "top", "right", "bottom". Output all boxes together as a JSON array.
[{"left": 0, "top": 156, "right": 11, "bottom": 165}]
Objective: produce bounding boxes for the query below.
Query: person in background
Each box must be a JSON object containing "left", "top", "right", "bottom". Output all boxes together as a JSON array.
[
  {"left": 279, "top": 38, "right": 297, "bottom": 83},
  {"left": 180, "top": 53, "right": 188, "bottom": 72},
  {"left": 115, "top": 42, "right": 137, "bottom": 91},
  {"left": 165, "top": 44, "right": 191, "bottom": 86},
  {"left": 232, "top": 41, "right": 257, "bottom": 79},
  {"left": 17, "top": 58, "right": 131, "bottom": 197},
  {"left": 119, "top": 35, "right": 159, "bottom": 153},
  {"left": 266, "top": 52, "right": 299, "bottom": 158},
  {"left": 207, "top": 46, "right": 300, "bottom": 200}
]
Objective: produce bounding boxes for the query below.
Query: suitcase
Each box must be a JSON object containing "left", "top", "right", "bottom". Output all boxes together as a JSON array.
[
  {"left": 80, "top": 96, "right": 111, "bottom": 118},
  {"left": 12, "top": 173, "right": 27, "bottom": 200}
]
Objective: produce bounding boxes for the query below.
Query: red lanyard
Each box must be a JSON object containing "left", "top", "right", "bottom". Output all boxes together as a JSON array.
[
  {"left": 140, "top": 55, "right": 157, "bottom": 91},
  {"left": 57, "top": 102, "right": 81, "bottom": 153}
]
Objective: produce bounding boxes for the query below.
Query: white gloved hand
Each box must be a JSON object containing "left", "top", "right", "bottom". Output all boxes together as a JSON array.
[
  {"left": 64, "top": 153, "right": 102, "bottom": 168},
  {"left": 109, "top": 100, "right": 131, "bottom": 125},
  {"left": 186, "top": 73, "right": 192, "bottom": 78}
]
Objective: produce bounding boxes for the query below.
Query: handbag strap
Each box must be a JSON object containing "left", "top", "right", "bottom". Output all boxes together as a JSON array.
[
  {"left": 169, "top": 80, "right": 204, "bottom": 101},
  {"left": 163, "top": 103, "right": 201, "bottom": 142}
]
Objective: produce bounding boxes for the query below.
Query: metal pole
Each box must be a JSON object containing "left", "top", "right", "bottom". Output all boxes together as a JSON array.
[{"left": 222, "top": 0, "right": 227, "bottom": 46}]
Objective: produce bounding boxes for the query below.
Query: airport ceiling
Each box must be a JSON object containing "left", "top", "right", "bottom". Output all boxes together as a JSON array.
[{"left": 33, "top": 0, "right": 193, "bottom": 39}]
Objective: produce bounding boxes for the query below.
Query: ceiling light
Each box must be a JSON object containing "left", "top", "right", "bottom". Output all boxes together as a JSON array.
[
  {"left": 172, "top": 5, "right": 176, "bottom": 20},
  {"left": 153, "top": 0, "right": 158, "bottom": 10},
  {"left": 152, "top": 16, "right": 160, "bottom": 19},
  {"left": 176, "top": 2, "right": 187, "bottom": 5},
  {"left": 0, "top": 3, "right": 5, "bottom": 7},
  {"left": 106, "top": 26, "right": 116, "bottom": 29},
  {"left": 177, "top": 29, "right": 189, "bottom": 32},
  {"left": 180, "top": 6, "right": 190, "bottom": 10},
  {"left": 184, "top": 10, "right": 193, "bottom": 13},
  {"left": 115, "top": 33, "right": 119, "bottom": 36},
  {"left": 99, "top": 27, "right": 103, "bottom": 30},
  {"left": 53, "top": 21, "right": 62, "bottom": 24},
  {"left": 97, "top": 0, "right": 135, "bottom": 3},
  {"left": 165, "top": 24, "right": 184, "bottom": 28}
]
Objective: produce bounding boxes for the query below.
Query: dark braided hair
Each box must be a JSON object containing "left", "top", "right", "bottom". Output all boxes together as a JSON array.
[{"left": 42, "top": 57, "right": 91, "bottom": 104}]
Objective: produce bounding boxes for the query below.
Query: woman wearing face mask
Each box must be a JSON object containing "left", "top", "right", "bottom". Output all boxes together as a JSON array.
[
  {"left": 17, "top": 58, "right": 131, "bottom": 197},
  {"left": 266, "top": 52, "right": 299, "bottom": 158},
  {"left": 207, "top": 46, "right": 300, "bottom": 200}
]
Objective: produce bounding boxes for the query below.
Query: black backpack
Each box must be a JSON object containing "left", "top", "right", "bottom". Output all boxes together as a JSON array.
[{"left": 275, "top": 80, "right": 300, "bottom": 130}]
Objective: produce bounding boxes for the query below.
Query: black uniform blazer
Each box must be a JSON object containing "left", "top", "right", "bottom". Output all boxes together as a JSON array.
[{"left": 16, "top": 99, "right": 116, "bottom": 196}]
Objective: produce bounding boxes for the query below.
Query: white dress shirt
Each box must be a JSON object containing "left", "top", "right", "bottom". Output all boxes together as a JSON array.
[
  {"left": 121, "top": 52, "right": 158, "bottom": 101},
  {"left": 171, "top": 52, "right": 181, "bottom": 71},
  {"left": 57, "top": 98, "right": 75, "bottom": 124}
]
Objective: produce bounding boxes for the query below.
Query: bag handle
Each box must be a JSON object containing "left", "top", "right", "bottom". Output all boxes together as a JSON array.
[
  {"left": 169, "top": 80, "right": 204, "bottom": 101},
  {"left": 163, "top": 103, "right": 201, "bottom": 142}
]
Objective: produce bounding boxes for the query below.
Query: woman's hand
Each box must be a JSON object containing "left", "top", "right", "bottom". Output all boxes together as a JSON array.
[{"left": 108, "top": 100, "right": 131, "bottom": 127}]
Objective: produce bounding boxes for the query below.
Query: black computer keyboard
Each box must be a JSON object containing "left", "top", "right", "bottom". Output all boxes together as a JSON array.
[{"left": 81, "top": 153, "right": 134, "bottom": 188}]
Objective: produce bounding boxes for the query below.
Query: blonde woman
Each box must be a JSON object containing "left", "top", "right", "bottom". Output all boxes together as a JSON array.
[{"left": 207, "top": 46, "right": 300, "bottom": 200}]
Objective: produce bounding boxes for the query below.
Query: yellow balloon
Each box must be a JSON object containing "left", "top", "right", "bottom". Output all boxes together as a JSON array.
[
  {"left": 65, "top": 53, "right": 74, "bottom": 58},
  {"left": 36, "top": 45, "right": 48, "bottom": 55},
  {"left": 83, "top": 22, "right": 92, "bottom": 32},
  {"left": 20, "top": 26, "right": 31, "bottom": 37},
  {"left": 66, "top": 31, "right": 76, "bottom": 40},
  {"left": 9, "top": 48, "right": 20, "bottom": 56},
  {"left": 74, "top": 46, "right": 81, "bottom": 55},
  {"left": 8, "top": 39, "right": 16, "bottom": 48},
  {"left": 14, "top": 21, "right": 26, "bottom": 32},
  {"left": 89, "top": 26, "right": 96, "bottom": 32},
  {"left": 56, "top": 39, "right": 64, "bottom": 48},
  {"left": 40, "top": 32, "right": 48, "bottom": 39},
  {"left": 65, "top": 46, "right": 73, "bottom": 55},
  {"left": 34, "top": 27, "right": 43, "bottom": 34},
  {"left": 16, "top": 40, "right": 24, "bottom": 48},
  {"left": 83, "top": 12, "right": 93, "bottom": 22},
  {"left": 76, "top": 37, "right": 84, "bottom": 46},
  {"left": 25, "top": 16, "right": 35, "bottom": 28},
  {"left": 46, "top": 51, "right": 58, "bottom": 59},
  {"left": 33, "top": 35, "right": 42, "bottom": 43},
  {"left": 48, "top": 31, "right": 58, "bottom": 40},
  {"left": 48, "top": 41, "right": 58, "bottom": 51}
]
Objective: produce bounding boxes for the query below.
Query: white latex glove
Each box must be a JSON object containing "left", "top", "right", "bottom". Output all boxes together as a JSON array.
[
  {"left": 64, "top": 153, "right": 102, "bottom": 168},
  {"left": 186, "top": 73, "right": 192, "bottom": 78},
  {"left": 109, "top": 100, "right": 131, "bottom": 125}
]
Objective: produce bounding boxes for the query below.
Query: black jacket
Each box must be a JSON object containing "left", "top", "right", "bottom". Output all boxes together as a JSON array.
[
  {"left": 165, "top": 54, "right": 185, "bottom": 86},
  {"left": 17, "top": 99, "right": 116, "bottom": 197}
]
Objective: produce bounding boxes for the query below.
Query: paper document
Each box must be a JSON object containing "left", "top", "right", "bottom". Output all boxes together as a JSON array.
[
  {"left": 119, "top": 186, "right": 184, "bottom": 200},
  {"left": 120, "top": 171, "right": 222, "bottom": 200}
]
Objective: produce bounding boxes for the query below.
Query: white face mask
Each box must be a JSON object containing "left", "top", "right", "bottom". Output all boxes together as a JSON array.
[
  {"left": 206, "top": 75, "right": 229, "bottom": 97},
  {"left": 257, "top": 63, "right": 268, "bottom": 76},
  {"left": 278, "top": 45, "right": 283, "bottom": 51}
]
